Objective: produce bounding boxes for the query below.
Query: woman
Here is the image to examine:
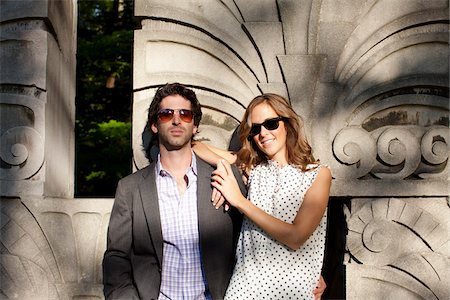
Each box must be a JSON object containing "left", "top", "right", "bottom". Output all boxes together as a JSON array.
[{"left": 194, "top": 93, "right": 331, "bottom": 299}]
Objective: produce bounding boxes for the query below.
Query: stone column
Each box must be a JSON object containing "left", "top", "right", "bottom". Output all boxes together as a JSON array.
[
  {"left": 0, "top": 1, "right": 103, "bottom": 299},
  {"left": 0, "top": 0, "right": 76, "bottom": 198}
]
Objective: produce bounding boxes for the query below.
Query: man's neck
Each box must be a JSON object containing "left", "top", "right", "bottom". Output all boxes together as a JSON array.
[{"left": 159, "top": 146, "right": 193, "bottom": 176}]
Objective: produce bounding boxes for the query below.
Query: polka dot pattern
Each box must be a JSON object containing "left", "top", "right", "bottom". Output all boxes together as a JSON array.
[{"left": 224, "top": 161, "right": 327, "bottom": 300}]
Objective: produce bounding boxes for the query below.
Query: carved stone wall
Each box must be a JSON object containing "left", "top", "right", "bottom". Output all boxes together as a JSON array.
[
  {"left": 0, "top": 197, "right": 112, "bottom": 299},
  {"left": 0, "top": 0, "right": 76, "bottom": 198},
  {"left": 133, "top": 0, "right": 449, "bottom": 299},
  {"left": 0, "top": 0, "right": 111, "bottom": 299},
  {"left": 0, "top": 0, "right": 448, "bottom": 299}
]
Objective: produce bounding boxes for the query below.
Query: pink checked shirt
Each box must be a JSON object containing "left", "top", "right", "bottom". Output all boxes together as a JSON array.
[{"left": 156, "top": 153, "right": 210, "bottom": 300}]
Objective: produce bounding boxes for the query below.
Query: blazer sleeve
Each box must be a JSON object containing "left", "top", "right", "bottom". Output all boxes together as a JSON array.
[
  {"left": 103, "top": 179, "right": 140, "bottom": 299},
  {"left": 231, "top": 164, "right": 247, "bottom": 196}
]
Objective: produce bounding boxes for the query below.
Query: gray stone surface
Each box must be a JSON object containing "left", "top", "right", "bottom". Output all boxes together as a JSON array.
[
  {"left": 346, "top": 197, "right": 450, "bottom": 299},
  {"left": 131, "top": 1, "right": 450, "bottom": 299},
  {"left": 0, "top": 197, "right": 113, "bottom": 299},
  {"left": 1, "top": 0, "right": 76, "bottom": 198},
  {"left": 0, "top": 0, "right": 448, "bottom": 299}
]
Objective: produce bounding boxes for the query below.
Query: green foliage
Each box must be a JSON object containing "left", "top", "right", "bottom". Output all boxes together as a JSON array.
[
  {"left": 76, "top": 0, "right": 136, "bottom": 197},
  {"left": 76, "top": 120, "right": 131, "bottom": 196}
]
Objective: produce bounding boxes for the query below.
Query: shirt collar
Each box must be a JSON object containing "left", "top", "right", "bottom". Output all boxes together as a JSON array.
[{"left": 156, "top": 151, "right": 198, "bottom": 177}]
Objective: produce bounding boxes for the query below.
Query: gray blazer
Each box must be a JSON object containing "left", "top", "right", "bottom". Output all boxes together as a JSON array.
[{"left": 103, "top": 155, "right": 246, "bottom": 300}]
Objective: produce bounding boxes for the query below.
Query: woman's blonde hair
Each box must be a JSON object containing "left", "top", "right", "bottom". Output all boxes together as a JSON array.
[{"left": 236, "top": 93, "right": 317, "bottom": 176}]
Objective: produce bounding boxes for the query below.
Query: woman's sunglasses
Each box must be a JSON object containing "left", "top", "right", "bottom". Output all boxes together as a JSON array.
[
  {"left": 248, "top": 117, "right": 287, "bottom": 140},
  {"left": 157, "top": 108, "right": 194, "bottom": 123}
]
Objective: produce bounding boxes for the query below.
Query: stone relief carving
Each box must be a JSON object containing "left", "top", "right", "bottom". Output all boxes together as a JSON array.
[
  {"left": 0, "top": 125, "right": 44, "bottom": 180},
  {"left": 332, "top": 125, "right": 449, "bottom": 180},
  {"left": 0, "top": 0, "right": 446, "bottom": 299},
  {"left": 0, "top": 17, "right": 48, "bottom": 197},
  {"left": 346, "top": 198, "right": 450, "bottom": 299},
  {"left": 0, "top": 197, "right": 112, "bottom": 299},
  {"left": 0, "top": 95, "right": 45, "bottom": 195}
]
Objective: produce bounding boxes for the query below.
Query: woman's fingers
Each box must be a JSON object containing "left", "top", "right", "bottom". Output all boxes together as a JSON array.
[
  {"left": 220, "top": 159, "right": 233, "bottom": 176},
  {"left": 215, "top": 195, "right": 226, "bottom": 209},
  {"left": 212, "top": 186, "right": 226, "bottom": 209},
  {"left": 212, "top": 187, "right": 221, "bottom": 203}
]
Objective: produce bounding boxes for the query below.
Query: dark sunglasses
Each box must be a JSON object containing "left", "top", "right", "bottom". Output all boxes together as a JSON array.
[
  {"left": 248, "top": 117, "right": 287, "bottom": 140},
  {"left": 157, "top": 108, "right": 194, "bottom": 123}
]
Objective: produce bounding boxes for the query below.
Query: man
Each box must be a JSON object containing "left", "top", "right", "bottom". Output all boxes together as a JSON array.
[{"left": 103, "top": 83, "right": 245, "bottom": 299}]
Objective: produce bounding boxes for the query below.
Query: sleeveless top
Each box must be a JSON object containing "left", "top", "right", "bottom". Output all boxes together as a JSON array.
[{"left": 224, "top": 161, "right": 327, "bottom": 300}]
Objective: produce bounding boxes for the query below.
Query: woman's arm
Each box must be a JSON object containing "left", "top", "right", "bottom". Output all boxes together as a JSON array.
[
  {"left": 192, "top": 141, "right": 240, "bottom": 209},
  {"left": 192, "top": 141, "right": 237, "bottom": 165},
  {"left": 212, "top": 160, "right": 331, "bottom": 250}
]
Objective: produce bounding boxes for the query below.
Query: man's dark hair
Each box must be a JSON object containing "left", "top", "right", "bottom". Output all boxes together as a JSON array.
[{"left": 147, "top": 82, "right": 203, "bottom": 130}]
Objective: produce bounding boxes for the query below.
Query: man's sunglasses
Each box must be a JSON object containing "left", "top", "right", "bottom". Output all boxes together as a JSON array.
[
  {"left": 248, "top": 117, "right": 287, "bottom": 140},
  {"left": 157, "top": 108, "right": 194, "bottom": 123}
]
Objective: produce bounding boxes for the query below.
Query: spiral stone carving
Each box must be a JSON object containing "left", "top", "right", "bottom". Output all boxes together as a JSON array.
[
  {"left": 418, "top": 127, "right": 449, "bottom": 179},
  {"left": 332, "top": 126, "right": 377, "bottom": 179},
  {"left": 347, "top": 198, "right": 448, "bottom": 267},
  {"left": 421, "top": 127, "right": 449, "bottom": 164},
  {"left": 0, "top": 126, "right": 44, "bottom": 180},
  {"left": 374, "top": 127, "right": 421, "bottom": 179},
  {"left": 333, "top": 125, "right": 448, "bottom": 180},
  {"left": 361, "top": 219, "right": 400, "bottom": 254}
]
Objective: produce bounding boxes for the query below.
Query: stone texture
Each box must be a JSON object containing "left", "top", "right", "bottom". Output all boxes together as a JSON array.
[
  {"left": 0, "top": 0, "right": 76, "bottom": 198},
  {"left": 0, "top": 0, "right": 448, "bottom": 299},
  {"left": 130, "top": 1, "right": 449, "bottom": 299},
  {"left": 0, "top": 197, "right": 113, "bottom": 300}
]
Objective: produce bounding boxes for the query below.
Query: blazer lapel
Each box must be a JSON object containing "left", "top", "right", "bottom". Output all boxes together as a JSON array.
[
  {"left": 196, "top": 157, "right": 213, "bottom": 247},
  {"left": 139, "top": 163, "right": 164, "bottom": 266}
]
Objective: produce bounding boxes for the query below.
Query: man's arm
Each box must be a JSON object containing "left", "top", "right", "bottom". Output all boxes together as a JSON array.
[{"left": 103, "top": 179, "right": 139, "bottom": 299}]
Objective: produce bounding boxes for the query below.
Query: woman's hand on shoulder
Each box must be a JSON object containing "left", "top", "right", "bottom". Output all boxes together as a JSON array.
[
  {"left": 211, "top": 160, "right": 246, "bottom": 209},
  {"left": 211, "top": 161, "right": 230, "bottom": 210}
]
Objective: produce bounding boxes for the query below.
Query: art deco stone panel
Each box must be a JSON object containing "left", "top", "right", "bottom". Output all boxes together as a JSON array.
[
  {"left": 322, "top": 6, "right": 449, "bottom": 197},
  {"left": 133, "top": 0, "right": 290, "bottom": 169},
  {"left": 0, "top": 0, "right": 447, "bottom": 299},
  {"left": 0, "top": 0, "right": 76, "bottom": 198},
  {"left": 345, "top": 197, "right": 449, "bottom": 299},
  {"left": 0, "top": 197, "right": 113, "bottom": 299},
  {"left": 0, "top": 20, "right": 48, "bottom": 196},
  {"left": 133, "top": 1, "right": 449, "bottom": 299}
]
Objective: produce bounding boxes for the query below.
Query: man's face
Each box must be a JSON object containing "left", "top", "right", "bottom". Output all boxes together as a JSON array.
[{"left": 151, "top": 94, "right": 198, "bottom": 151}]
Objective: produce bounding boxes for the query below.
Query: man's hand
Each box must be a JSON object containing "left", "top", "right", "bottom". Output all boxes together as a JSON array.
[{"left": 313, "top": 275, "right": 326, "bottom": 300}]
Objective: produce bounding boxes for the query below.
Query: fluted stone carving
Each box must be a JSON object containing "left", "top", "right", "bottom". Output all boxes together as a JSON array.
[
  {"left": 0, "top": 197, "right": 113, "bottom": 299},
  {"left": 346, "top": 198, "right": 450, "bottom": 299}
]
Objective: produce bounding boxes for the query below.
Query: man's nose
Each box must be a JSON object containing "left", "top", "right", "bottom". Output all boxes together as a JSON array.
[{"left": 172, "top": 112, "right": 181, "bottom": 124}]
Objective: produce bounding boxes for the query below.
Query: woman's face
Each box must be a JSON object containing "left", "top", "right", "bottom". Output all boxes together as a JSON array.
[{"left": 249, "top": 103, "right": 288, "bottom": 165}]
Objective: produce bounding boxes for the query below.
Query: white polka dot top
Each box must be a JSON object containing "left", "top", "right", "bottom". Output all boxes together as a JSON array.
[{"left": 224, "top": 161, "right": 327, "bottom": 300}]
